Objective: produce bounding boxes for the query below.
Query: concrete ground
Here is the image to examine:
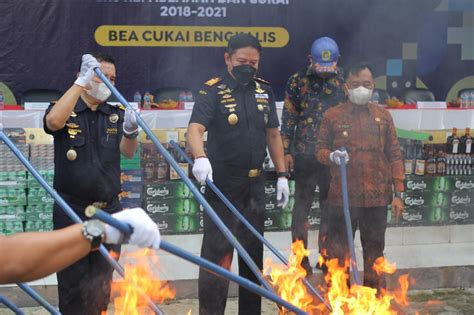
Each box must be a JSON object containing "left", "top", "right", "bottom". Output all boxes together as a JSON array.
[{"left": 2, "top": 288, "right": 473, "bottom": 315}]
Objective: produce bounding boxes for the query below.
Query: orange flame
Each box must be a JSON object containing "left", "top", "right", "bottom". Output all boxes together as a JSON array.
[
  {"left": 264, "top": 240, "right": 318, "bottom": 314},
  {"left": 106, "top": 249, "right": 176, "bottom": 314},
  {"left": 264, "top": 241, "right": 412, "bottom": 314},
  {"left": 322, "top": 255, "right": 411, "bottom": 314}
]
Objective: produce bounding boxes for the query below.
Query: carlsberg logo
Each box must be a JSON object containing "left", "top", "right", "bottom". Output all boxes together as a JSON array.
[
  {"left": 402, "top": 212, "right": 423, "bottom": 221},
  {"left": 406, "top": 181, "right": 427, "bottom": 190},
  {"left": 455, "top": 180, "right": 474, "bottom": 190},
  {"left": 146, "top": 187, "right": 169, "bottom": 197},
  {"left": 146, "top": 204, "right": 169, "bottom": 214},
  {"left": 265, "top": 186, "right": 276, "bottom": 194},
  {"left": 404, "top": 196, "right": 425, "bottom": 206},
  {"left": 451, "top": 196, "right": 471, "bottom": 205}
]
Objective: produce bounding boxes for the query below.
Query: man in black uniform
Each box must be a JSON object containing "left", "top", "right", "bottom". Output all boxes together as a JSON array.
[
  {"left": 43, "top": 53, "right": 139, "bottom": 314},
  {"left": 187, "top": 34, "right": 290, "bottom": 315}
]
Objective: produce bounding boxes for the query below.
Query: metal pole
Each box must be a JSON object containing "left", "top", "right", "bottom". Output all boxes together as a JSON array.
[
  {"left": 168, "top": 140, "right": 332, "bottom": 311},
  {"left": 86, "top": 207, "right": 308, "bottom": 315},
  {"left": 0, "top": 295, "right": 25, "bottom": 315},
  {"left": 16, "top": 283, "right": 60, "bottom": 315},
  {"left": 339, "top": 151, "right": 361, "bottom": 286},
  {"left": 0, "top": 130, "right": 163, "bottom": 315},
  {"left": 94, "top": 68, "right": 274, "bottom": 293}
]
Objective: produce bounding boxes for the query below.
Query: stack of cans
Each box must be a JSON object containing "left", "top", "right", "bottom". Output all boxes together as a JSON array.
[{"left": 29, "top": 144, "right": 55, "bottom": 170}]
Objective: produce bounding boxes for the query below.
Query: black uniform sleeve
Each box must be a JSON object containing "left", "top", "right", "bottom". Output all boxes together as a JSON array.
[
  {"left": 189, "top": 88, "right": 215, "bottom": 129},
  {"left": 43, "top": 103, "right": 64, "bottom": 136},
  {"left": 266, "top": 86, "right": 280, "bottom": 129}
]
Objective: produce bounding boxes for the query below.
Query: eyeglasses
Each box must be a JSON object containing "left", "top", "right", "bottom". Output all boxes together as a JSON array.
[{"left": 347, "top": 81, "right": 374, "bottom": 89}]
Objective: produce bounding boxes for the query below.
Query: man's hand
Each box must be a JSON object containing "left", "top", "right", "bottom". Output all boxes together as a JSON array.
[
  {"left": 392, "top": 197, "right": 405, "bottom": 223},
  {"left": 284, "top": 154, "right": 294, "bottom": 173},
  {"left": 329, "top": 150, "right": 350, "bottom": 165},
  {"left": 105, "top": 208, "right": 161, "bottom": 249},
  {"left": 74, "top": 54, "right": 100, "bottom": 88},
  {"left": 192, "top": 157, "right": 213, "bottom": 184},
  {"left": 123, "top": 103, "right": 139, "bottom": 135},
  {"left": 277, "top": 177, "right": 290, "bottom": 208}
]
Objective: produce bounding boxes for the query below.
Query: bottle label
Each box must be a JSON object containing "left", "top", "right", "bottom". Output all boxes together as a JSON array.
[
  {"left": 404, "top": 160, "right": 413, "bottom": 174},
  {"left": 452, "top": 139, "right": 459, "bottom": 154},
  {"left": 415, "top": 160, "right": 425, "bottom": 175}
]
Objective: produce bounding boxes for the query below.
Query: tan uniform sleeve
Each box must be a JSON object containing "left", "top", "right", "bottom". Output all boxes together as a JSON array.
[{"left": 315, "top": 114, "right": 333, "bottom": 165}]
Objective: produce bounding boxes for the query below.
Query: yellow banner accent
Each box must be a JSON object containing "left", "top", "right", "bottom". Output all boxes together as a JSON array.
[{"left": 95, "top": 25, "right": 289, "bottom": 48}]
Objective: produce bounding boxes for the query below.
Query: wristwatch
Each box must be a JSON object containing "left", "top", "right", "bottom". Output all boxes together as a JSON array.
[
  {"left": 276, "top": 171, "right": 290, "bottom": 179},
  {"left": 394, "top": 192, "right": 404, "bottom": 199},
  {"left": 82, "top": 220, "right": 106, "bottom": 250},
  {"left": 123, "top": 130, "right": 139, "bottom": 139}
]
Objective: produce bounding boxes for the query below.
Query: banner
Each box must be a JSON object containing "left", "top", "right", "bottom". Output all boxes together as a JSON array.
[{"left": 0, "top": 0, "right": 472, "bottom": 103}]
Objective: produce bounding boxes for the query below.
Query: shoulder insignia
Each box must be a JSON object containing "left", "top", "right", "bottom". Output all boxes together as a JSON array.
[
  {"left": 199, "top": 90, "right": 208, "bottom": 95},
  {"left": 204, "top": 77, "right": 222, "bottom": 87},
  {"left": 117, "top": 104, "right": 126, "bottom": 110},
  {"left": 254, "top": 77, "right": 270, "bottom": 85}
]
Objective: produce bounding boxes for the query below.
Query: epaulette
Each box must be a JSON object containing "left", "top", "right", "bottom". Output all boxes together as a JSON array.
[
  {"left": 117, "top": 104, "right": 126, "bottom": 110},
  {"left": 204, "top": 77, "right": 222, "bottom": 87},
  {"left": 254, "top": 77, "right": 270, "bottom": 85}
]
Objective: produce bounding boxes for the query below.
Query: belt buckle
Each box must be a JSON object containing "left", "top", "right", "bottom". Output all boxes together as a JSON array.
[
  {"left": 248, "top": 169, "right": 259, "bottom": 177},
  {"left": 92, "top": 201, "right": 107, "bottom": 209}
]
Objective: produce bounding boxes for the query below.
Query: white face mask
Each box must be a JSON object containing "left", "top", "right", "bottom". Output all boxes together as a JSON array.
[
  {"left": 347, "top": 86, "right": 373, "bottom": 106},
  {"left": 87, "top": 80, "right": 112, "bottom": 102}
]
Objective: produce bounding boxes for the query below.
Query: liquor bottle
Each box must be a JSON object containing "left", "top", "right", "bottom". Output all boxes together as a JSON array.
[
  {"left": 414, "top": 141, "right": 426, "bottom": 176},
  {"left": 447, "top": 128, "right": 460, "bottom": 154},
  {"left": 404, "top": 140, "right": 414, "bottom": 175},
  {"left": 461, "top": 128, "right": 472, "bottom": 154},
  {"left": 436, "top": 150, "right": 446, "bottom": 176},
  {"left": 426, "top": 148, "right": 437, "bottom": 176}
]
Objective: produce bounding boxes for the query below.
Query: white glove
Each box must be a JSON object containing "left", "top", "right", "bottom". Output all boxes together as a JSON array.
[
  {"left": 74, "top": 54, "right": 100, "bottom": 87},
  {"left": 277, "top": 177, "right": 290, "bottom": 208},
  {"left": 330, "top": 150, "right": 350, "bottom": 165},
  {"left": 105, "top": 208, "right": 161, "bottom": 249},
  {"left": 123, "top": 103, "right": 140, "bottom": 135},
  {"left": 192, "top": 157, "right": 213, "bottom": 185}
]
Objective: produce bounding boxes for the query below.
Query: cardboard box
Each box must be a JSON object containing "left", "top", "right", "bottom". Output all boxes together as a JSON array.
[
  {"left": 27, "top": 188, "right": 54, "bottom": 205},
  {"left": 144, "top": 182, "right": 194, "bottom": 200},
  {"left": 149, "top": 214, "right": 202, "bottom": 234},
  {"left": 0, "top": 171, "right": 27, "bottom": 188},
  {"left": 450, "top": 190, "right": 474, "bottom": 206},
  {"left": 144, "top": 198, "right": 200, "bottom": 216},
  {"left": 264, "top": 212, "right": 292, "bottom": 231},
  {"left": 25, "top": 128, "right": 54, "bottom": 144},
  {"left": 0, "top": 189, "right": 27, "bottom": 206},
  {"left": 405, "top": 176, "right": 433, "bottom": 193},
  {"left": 448, "top": 206, "right": 473, "bottom": 225}
]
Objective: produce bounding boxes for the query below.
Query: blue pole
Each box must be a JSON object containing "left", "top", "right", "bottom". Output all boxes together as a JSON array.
[
  {"left": 338, "top": 151, "right": 361, "bottom": 286},
  {"left": 168, "top": 141, "right": 332, "bottom": 311},
  {"left": 94, "top": 68, "right": 274, "bottom": 293},
  {"left": 0, "top": 130, "right": 164, "bottom": 315},
  {"left": 16, "top": 283, "right": 60, "bottom": 315},
  {"left": 0, "top": 295, "right": 25, "bottom": 315},
  {"left": 86, "top": 207, "right": 308, "bottom": 315}
]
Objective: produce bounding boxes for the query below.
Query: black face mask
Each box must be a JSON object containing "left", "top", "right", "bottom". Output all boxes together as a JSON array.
[{"left": 231, "top": 64, "right": 257, "bottom": 85}]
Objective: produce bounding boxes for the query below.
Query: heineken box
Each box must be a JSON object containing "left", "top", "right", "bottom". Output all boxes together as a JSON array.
[
  {"left": 448, "top": 206, "right": 473, "bottom": 224},
  {"left": 144, "top": 198, "right": 200, "bottom": 216},
  {"left": 453, "top": 176, "right": 474, "bottom": 191},
  {"left": 144, "top": 182, "right": 193, "bottom": 200},
  {"left": 400, "top": 207, "right": 429, "bottom": 226},
  {"left": 0, "top": 206, "right": 25, "bottom": 221},
  {"left": 25, "top": 220, "right": 54, "bottom": 232},
  {"left": 264, "top": 211, "right": 292, "bottom": 231},
  {"left": 450, "top": 190, "right": 474, "bottom": 206},
  {"left": 264, "top": 180, "right": 296, "bottom": 197},
  {"left": 27, "top": 188, "right": 54, "bottom": 205},
  {"left": 0, "top": 171, "right": 27, "bottom": 189},
  {"left": 149, "top": 213, "right": 202, "bottom": 234},
  {"left": 265, "top": 196, "right": 295, "bottom": 213},
  {"left": 0, "top": 189, "right": 27, "bottom": 206},
  {"left": 0, "top": 220, "right": 24, "bottom": 235},
  {"left": 27, "top": 170, "right": 54, "bottom": 188}
]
